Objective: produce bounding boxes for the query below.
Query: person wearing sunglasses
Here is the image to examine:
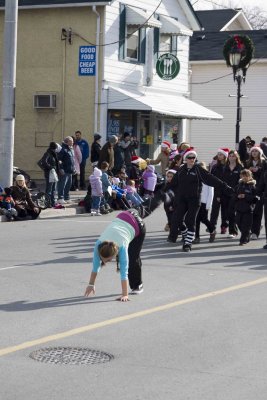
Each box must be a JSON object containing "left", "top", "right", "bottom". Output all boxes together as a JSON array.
[{"left": 167, "top": 148, "right": 233, "bottom": 252}]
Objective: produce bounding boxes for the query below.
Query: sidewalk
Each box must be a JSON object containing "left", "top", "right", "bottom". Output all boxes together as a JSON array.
[{"left": 0, "top": 190, "right": 87, "bottom": 222}]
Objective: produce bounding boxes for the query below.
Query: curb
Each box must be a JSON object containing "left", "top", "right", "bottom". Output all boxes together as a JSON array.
[
  {"left": 39, "top": 205, "right": 86, "bottom": 219},
  {"left": 0, "top": 205, "right": 86, "bottom": 222}
]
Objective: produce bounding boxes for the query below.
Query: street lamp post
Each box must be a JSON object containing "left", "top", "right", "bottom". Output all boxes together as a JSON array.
[{"left": 228, "top": 50, "right": 247, "bottom": 151}]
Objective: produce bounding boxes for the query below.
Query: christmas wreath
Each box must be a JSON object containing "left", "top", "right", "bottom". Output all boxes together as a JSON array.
[{"left": 223, "top": 35, "right": 254, "bottom": 69}]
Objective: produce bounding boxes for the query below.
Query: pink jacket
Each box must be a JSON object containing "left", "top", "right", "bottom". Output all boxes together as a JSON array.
[
  {"left": 73, "top": 144, "right": 83, "bottom": 174},
  {"left": 142, "top": 168, "right": 157, "bottom": 191},
  {"left": 89, "top": 174, "right": 103, "bottom": 197}
]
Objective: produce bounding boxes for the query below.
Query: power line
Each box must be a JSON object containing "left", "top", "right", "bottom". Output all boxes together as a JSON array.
[{"left": 73, "top": 0, "right": 163, "bottom": 47}]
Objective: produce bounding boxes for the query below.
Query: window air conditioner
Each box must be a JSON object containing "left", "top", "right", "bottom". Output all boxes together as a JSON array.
[{"left": 33, "top": 94, "right": 57, "bottom": 109}]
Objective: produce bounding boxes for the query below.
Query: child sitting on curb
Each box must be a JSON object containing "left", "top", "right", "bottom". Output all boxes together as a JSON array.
[{"left": 0, "top": 186, "right": 18, "bottom": 221}]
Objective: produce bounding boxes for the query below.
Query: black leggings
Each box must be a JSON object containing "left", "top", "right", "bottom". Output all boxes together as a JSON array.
[
  {"left": 127, "top": 210, "right": 146, "bottom": 290},
  {"left": 195, "top": 203, "right": 213, "bottom": 238},
  {"left": 169, "top": 196, "right": 200, "bottom": 242}
]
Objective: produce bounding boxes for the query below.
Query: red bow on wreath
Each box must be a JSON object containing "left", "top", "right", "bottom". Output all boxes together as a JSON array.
[{"left": 233, "top": 35, "right": 245, "bottom": 54}]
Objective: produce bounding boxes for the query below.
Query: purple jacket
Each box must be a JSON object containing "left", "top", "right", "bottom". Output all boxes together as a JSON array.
[
  {"left": 89, "top": 174, "right": 103, "bottom": 196},
  {"left": 142, "top": 170, "right": 157, "bottom": 191}
]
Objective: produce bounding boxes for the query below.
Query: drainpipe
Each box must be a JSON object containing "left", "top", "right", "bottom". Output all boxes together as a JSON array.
[{"left": 92, "top": 5, "right": 100, "bottom": 133}]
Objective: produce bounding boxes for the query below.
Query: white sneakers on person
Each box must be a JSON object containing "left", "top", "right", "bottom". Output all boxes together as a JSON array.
[
  {"left": 250, "top": 233, "right": 258, "bottom": 240},
  {"left": 57, "top": 199, "right": 66, "bottom": 205},
  {"left": 130, "top": 284, "right": 144, "bottom": 295}
]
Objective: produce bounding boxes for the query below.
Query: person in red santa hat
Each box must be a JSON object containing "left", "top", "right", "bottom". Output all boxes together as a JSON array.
[
  {"left": 167, "top": 147, "right": 233, "bottom": 252},
  {"left": 146, "top": 141, "right": 171, "bottom": 176}
]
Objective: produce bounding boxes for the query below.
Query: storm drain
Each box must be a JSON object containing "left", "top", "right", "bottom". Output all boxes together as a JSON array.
[{"left": 29, "top": 347, "right": 114, "bottom": 365}]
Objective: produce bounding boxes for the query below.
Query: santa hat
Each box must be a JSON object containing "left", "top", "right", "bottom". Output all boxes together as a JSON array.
[
  {"left": 131, "top": 155, "right": 141, "bottom": 164},
  {"left": 93, "top": 167, "right": 102, "bottom": 177},
  {"left": 161, "top": 141, "right": 171, "bottom": 149},
  {"left": 183, "top": 147, "right": 197, "bottom": 161},
  {"left": 170, "top": 143, "right": 177, "bottom": 151},
  {"left": 166, "top": 169, "right": 177, "bottom": 175},
  {"left": 250, "top": 145, "right": 263, "bottom": 156},
  {"left": 217, "top": 148, "right": 230, "bottom": 158}
]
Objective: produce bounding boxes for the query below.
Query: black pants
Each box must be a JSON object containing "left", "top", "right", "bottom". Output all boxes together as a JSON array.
[
  {"left": 222, "top": 194, "right": 238, "bottom": 235},
  {"left": 127, "top": 210, "right": 146, "bottom": 290},
  {"left": 79, "top": 161, "right": 86, "bottom": 189},
  {"left": 236, "top": 210, "right": 253, "bottom": 243},
  {"left": 195, "top": 203, "right": 213, "bottom": 238},
  {"left": 169, "top": 196, "right": 200, "bottom": 243},
  {"left": 264, "top": 200, "right": 267, "bottom": 240},
  {"left": 210, "top": 197, "right": 227, "bottom": 231},
  {"left": 251, "top": 200, "right": 263, "bottom": 237}
]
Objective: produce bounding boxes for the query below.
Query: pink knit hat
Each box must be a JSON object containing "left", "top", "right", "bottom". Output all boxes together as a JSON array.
[{"left": 250, "top": 146, "right": 263, "bottom": 156}]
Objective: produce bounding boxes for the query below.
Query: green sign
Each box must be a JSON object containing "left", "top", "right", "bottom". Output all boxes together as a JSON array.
[{"left": 156, "top": 53, "right": 180, "bottom": 80}]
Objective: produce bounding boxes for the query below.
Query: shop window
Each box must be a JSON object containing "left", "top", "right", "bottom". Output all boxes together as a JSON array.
[
  {"left": 119, "top": 4, "right": 146, "bottom": 64},
  {"left": 154, "top": 28, "right": 177, "bottom": 63}
]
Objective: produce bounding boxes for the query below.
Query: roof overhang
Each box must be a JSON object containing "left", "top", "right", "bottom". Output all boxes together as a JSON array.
[
  {"left": 108, "top": 86, "right": 223, "bottom": 120},
  {"left": 160, "top": 15, "right": 193, "bottom": 36},
  {"left": 126, "top": 5, "right": 162, "bottom": 29},
  {"left": 0, "top": 1, "right": 113, "bottom": 10},
  {"left": 222, "top": 10, "right": 252, "bottom": 31}
]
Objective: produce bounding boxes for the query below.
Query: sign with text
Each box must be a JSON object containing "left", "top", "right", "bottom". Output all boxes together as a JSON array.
[
  {"left": 156, "top": 53, "right": 180, "bottom": 80},
  {"left": 79, "top": 46, "right": 96, "bottom": 76}
]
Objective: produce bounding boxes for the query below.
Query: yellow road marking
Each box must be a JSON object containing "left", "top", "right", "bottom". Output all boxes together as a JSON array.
[{"left": 1, "top": 276, "right": 267, "bottom": 357}]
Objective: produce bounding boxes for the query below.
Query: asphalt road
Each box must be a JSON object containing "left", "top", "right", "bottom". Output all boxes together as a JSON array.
[{"left": 1, "top": 207, "right": 267, "bottom": 400}]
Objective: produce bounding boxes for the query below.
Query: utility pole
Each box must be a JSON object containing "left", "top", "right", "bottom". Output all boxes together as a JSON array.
[{"left": 0, "top": 0, "right": 18, "bottom": 188}]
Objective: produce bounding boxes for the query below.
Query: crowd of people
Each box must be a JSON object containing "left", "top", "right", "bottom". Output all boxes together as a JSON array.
[
  {"left": 1, "top": 130, "right": 267, "bottom": 302},
  {"left": 1, "top": 133, "right": 267, "bottom": 256}
]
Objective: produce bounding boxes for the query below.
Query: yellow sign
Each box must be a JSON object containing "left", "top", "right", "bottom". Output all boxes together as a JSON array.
[{"left": 146, "top": 135, "right": 153, "bottom": 144}]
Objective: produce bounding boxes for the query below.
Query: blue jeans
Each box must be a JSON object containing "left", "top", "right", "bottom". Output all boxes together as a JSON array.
[
  {"left": 57, "top": 173, "right": 72, "bottom": 200},
  {"left": 46, "top": 181, "right": 57, "bottom": 206},
  {"left": 91, "top": 196, "right": 101, "bottom": 211}
]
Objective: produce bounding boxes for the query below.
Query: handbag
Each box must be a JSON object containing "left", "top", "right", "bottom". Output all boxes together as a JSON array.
[{"left": 49, "top": 168, "right": 58, "bottom": 183}]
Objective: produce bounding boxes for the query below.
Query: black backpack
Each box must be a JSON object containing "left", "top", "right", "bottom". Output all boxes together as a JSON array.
[{"left": 37, "top": 153, "right": 47, "bottom": 170}]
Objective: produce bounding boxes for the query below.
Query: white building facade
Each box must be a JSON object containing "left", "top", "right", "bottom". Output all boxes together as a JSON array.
[{"left": 98, "top": 0, "right": 222, "bottom": 160}]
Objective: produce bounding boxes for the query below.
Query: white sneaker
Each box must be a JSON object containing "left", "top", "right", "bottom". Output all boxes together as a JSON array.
[
  {"left": 250, "top": 233, "right": 258, "bottom": 240},
  {"left": 130, "top": 284, "right": 144, "bottom": 295},
  {"left": 228, "top": 234, "right": 235, "bottom": 238},
  {"left": 91, "top": 210, "right": 96, "bottom": 216},
  {"left": 58, "top": 199, "right": 66, "bottom": 205},
  {"left": 95, "top": 212, "right": 102, "bottom": 216}
]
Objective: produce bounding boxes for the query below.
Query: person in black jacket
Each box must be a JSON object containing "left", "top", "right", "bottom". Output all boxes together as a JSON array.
[
  {"left": 256, "top": 163, "right": 267, "bottom": 249},
  {"left": 90, "top": 133, "right": 102, "bottom": 167},
  {"left": 40, "top": 142, "right": 60, "bottom": 207},
  {"left": 221, "top": 150, "right": 243, "bottom": 238},
  {"left": 57, "top": 136, "right": 76, "bottom": 204},
  {"left": 167, "top": 148, "right": 233, "bottom": 252},
  {"left": 245, "top": 146, "right": 266, "bottom": 240},
  {"left": 235, "top": 169, "right": 257, "bottom": 245},
  {"left": 209, "top": 148, "right": 229, "bottom": 236}
]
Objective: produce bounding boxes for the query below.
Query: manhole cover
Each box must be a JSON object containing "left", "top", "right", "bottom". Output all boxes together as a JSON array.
[{"left": 29, "top": 347, "right": 114, "bottom": 365}]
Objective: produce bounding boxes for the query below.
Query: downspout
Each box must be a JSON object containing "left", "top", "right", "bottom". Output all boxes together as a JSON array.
[{"left": 92, "top": 5, "right": 100, "bottom": 133}]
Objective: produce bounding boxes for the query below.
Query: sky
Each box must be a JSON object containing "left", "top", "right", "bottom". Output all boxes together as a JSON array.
[{"left": 191, "top": 0, "right": 267, "bottom": 14}]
